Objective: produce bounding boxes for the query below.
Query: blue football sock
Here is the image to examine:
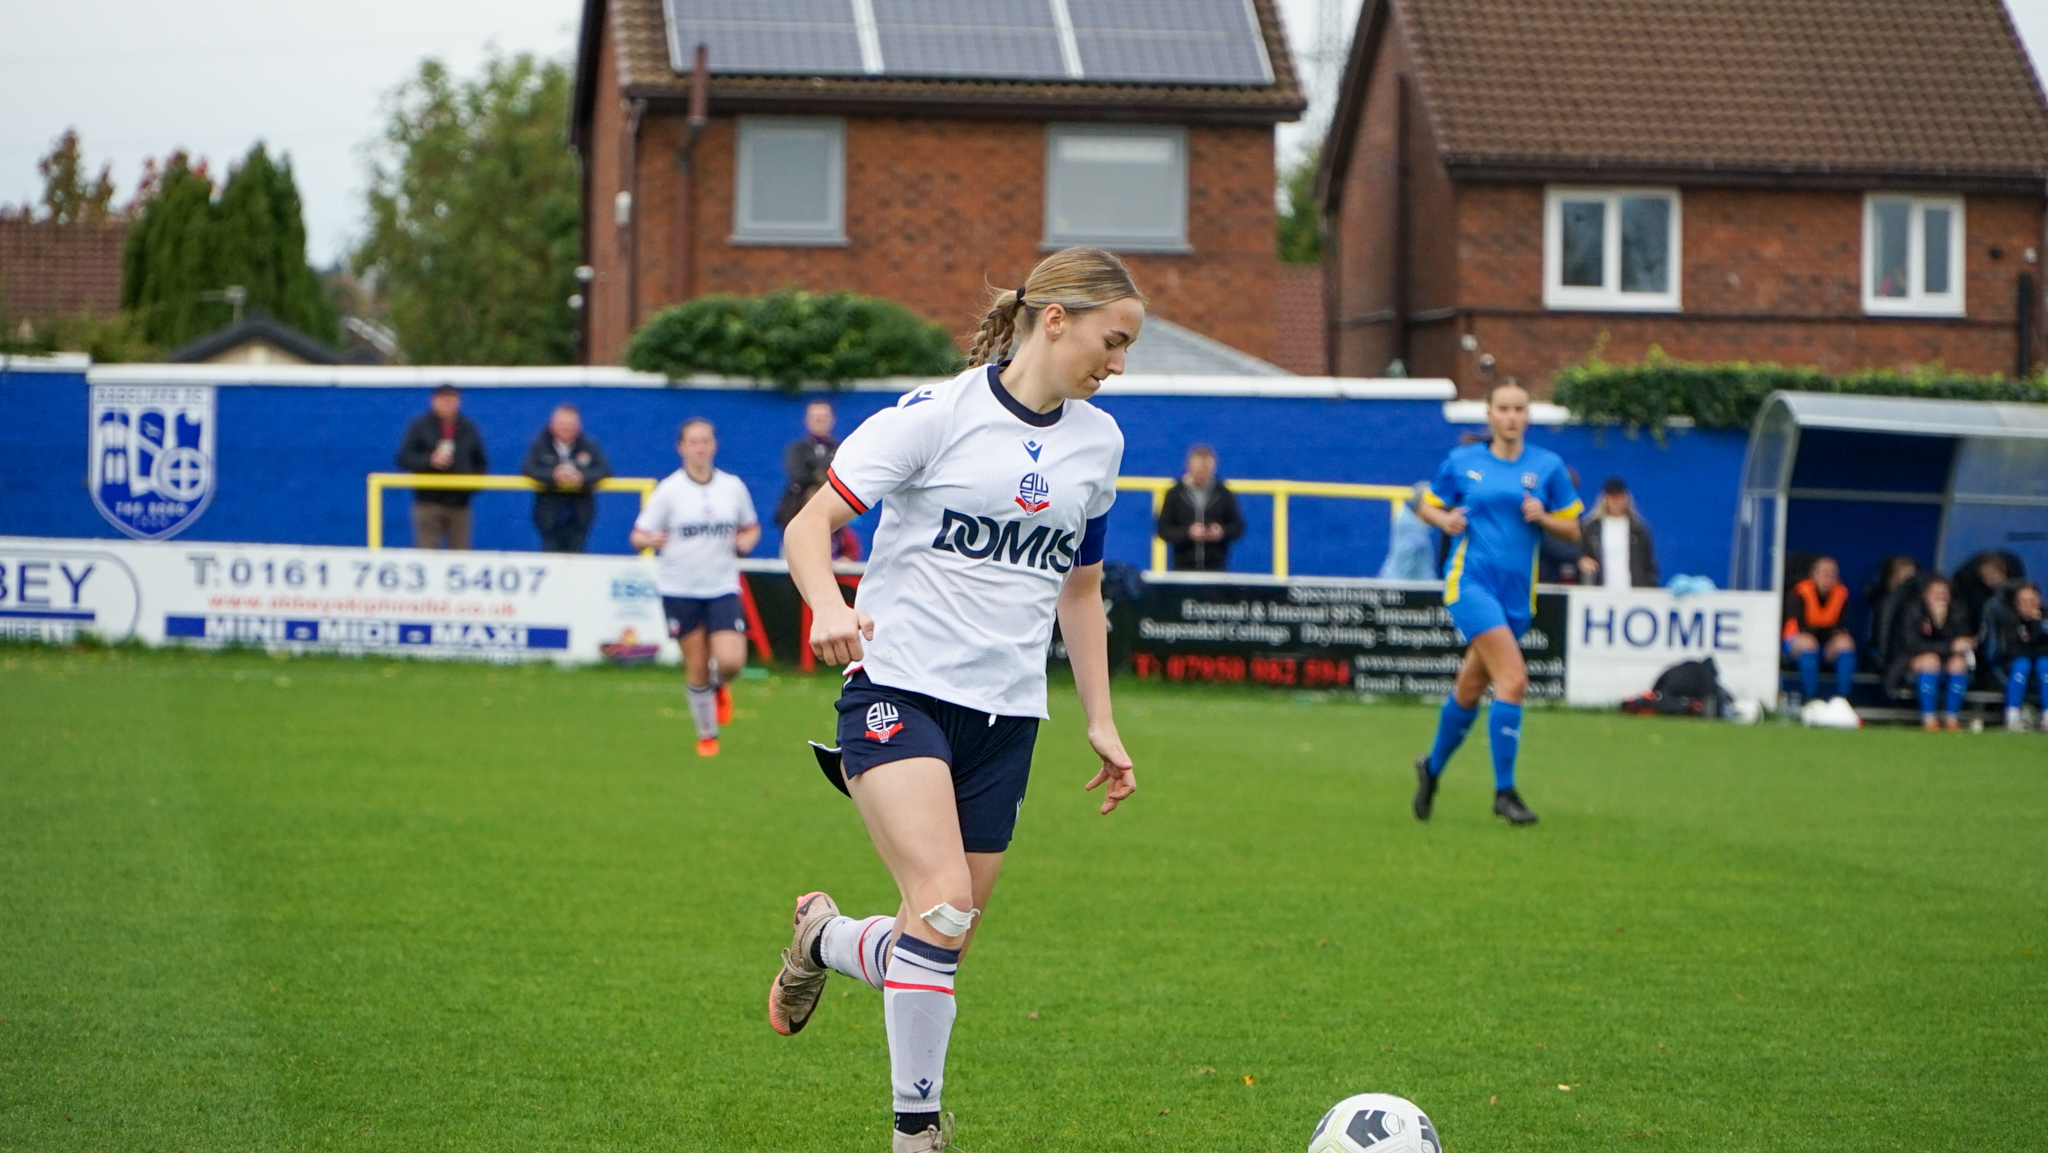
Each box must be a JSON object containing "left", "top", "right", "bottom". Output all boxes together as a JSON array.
[
  {"left": 1833, "top": 652, "right": 1855, "bottom": 701},
  {"left": 1488, "top": 700, "right": 1523, "bottom": 792},
  {"left": 1916, "top": 671, "right": 1939, "bottom": 717},
  {"left": 1427, "top": 697, "right": 1480, "bottom": 777},
  {"left": 2037, "top": 662, "right": 2048, "bottom": 708},
  {"left": 2008, "top": 658, "right": 2033, "bottom": 710},
  {"left": 1944, "top": 672, "right": 1968, "bottom": 716},
  {"left": 1798, "top": 651, "right": 1820, "bottom": 702}
]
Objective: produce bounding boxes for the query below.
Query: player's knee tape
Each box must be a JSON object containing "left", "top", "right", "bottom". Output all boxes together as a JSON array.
[{"left": 919, "top": 902, "right": 978, "bottom": 939}]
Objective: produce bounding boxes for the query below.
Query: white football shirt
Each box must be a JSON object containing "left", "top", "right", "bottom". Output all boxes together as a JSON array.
[
  {"left": 634, "top": 468, "right": 758, "bottom": 598},
  {"left": 827, "top": 364, "right": 1123, "bottom": 719}
]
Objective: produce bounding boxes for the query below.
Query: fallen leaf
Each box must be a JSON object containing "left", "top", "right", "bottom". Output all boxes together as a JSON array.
[
  {"left": 1489, "top": 1095, "right": 1498, "bottom": 1106},
  {"left": 1243, "top": 1075, "right": 1255, "bottom": 1086},
  {"left": 1027, "top": 1011, "right": 1038, "bottom": 1019},
  {"left": 1734, "top": 993, "right": 1748, "bottom": 1001},
  {"left": 1558, "top": 1084, "right": 1573, "bottom": 1091}
]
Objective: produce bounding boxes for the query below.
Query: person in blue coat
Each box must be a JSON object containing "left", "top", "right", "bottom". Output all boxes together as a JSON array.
[{"left": 1410, "top": 380, "right": 1583, "bottom": 825}]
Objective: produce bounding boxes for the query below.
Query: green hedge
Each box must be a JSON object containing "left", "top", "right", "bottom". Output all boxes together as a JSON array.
[
  {"left": 624, "top": 288, "right": 962, "bottom": 389},
  {"left": 1551, "top": 347, "right": 2048, "bottom": 435}
]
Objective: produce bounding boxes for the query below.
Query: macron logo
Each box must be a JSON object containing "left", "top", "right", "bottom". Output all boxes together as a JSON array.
[
  {"left": 1022, "top": 439, "right": 1043, "bottom": 461},
  {"left": 900, "top": 389, "right": 935, "bottom": 408},
  {"left": 1466, "top": 469, "right": 1484, "bottom": 481}
]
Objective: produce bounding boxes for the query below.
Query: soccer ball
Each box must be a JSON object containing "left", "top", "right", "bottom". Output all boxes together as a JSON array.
[{"left": 1307, "top": 1093, "right": 1441, "bottom": 1153}]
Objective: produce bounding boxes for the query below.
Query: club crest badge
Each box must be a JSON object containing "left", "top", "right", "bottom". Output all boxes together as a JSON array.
[
  {"left": 1521, "top": 472, "right": 1539, "bottom": 490},
  {"left": 864, "top": 701, "right": 904, "bottom": 742},
  {"left": 89, "top": 384, "right": 217, "bottom": 540},
  {"left": 1015, "top": 472, "right": 1051, "bottom": 514}
]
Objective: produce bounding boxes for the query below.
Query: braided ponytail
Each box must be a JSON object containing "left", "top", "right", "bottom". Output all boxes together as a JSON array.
[{"left": 966, "top": 246, "right": 1145, "bottom": 366}]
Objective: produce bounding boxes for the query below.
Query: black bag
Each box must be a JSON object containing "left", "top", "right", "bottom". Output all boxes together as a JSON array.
[{"left": 1621, "top": 657, "right": 1730, "bottom": 718}]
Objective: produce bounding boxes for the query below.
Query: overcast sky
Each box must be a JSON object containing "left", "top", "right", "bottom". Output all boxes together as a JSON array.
[{"left": 5, "top": 0, "right": 2048, "bottom": 267}]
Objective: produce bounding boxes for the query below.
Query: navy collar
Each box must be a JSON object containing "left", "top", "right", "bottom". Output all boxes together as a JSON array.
[{"left": 986, "top": 363, "right": 1062, "bottom": 428}]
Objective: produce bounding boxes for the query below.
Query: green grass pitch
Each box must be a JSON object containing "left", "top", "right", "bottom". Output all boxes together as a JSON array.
[{"left": 2, "top": 645, "right": 2043, "bottom": 1152}]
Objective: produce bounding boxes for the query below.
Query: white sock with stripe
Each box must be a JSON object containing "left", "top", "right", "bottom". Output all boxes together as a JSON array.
[
  {"left": 885, "top": 935, "right": 960, "bottom": 1122},
  {"left": 817, "top": 913, "right": 895, "bottom": 990},
  {"left": 685, "top": 684, "right": 717, "bottom": 739}
]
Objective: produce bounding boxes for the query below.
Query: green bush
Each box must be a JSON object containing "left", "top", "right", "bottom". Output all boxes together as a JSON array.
[
  {"left": 1552, "top": 346, "right": 2048, "bottom": 436},
  {"left": 624, "top": 288, "right": 963, "bottom": 389}
]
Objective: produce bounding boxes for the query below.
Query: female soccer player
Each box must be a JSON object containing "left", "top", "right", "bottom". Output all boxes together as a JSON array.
[
  {"left": 1890, "top": 575, "right": 1974, "bottom": 731},
  {"left": 765, "top": 247, "right": 1142, "bottom": 1153},
  {"left": 1410, "top": 380, "right": 1582, "bottom": 825},
  {"left": 628, "top": 418, "right": 759, "bottom": 756},
  {"left": 1998, "top": 581, "right": 2046, "bottom": 731}
]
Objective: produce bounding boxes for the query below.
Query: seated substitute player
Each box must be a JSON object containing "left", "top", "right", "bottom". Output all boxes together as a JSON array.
[
  {"left": 1890, "top": 574, "right": 1975, "bottom": 731},
  {"left": 628, "top": 418, "right": 759, "bottom": 756},
  {"left": 1783, "top": 555, "right": 1856, "bottom": 704},
  {"left": 1997, "top": 582, "right": 2047, "bottom": 731},
  {"left": 765, "top": 247, "right": 1143, "bottom": 1153},
  {"left": 1410, "top": 379, "right": 1582, "bottom": 826}
]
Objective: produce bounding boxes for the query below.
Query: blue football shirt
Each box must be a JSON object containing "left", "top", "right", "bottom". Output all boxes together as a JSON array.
[{"left": 1426, "top": 441, "right": 1582, "bottom": 612}]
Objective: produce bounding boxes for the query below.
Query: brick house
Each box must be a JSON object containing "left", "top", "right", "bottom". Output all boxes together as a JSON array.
[
  {"left": 1316, "top": 0, "right": 2048, "bottom": 395},
  {"left": 0, "top": 218, "right": 127, "bottom": 330},
  {"left": 570, "top": 0, "right": 1305, "bottom": 367}
]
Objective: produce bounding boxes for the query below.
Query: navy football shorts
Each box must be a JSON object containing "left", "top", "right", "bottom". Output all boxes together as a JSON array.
[
  {"left": 834, "top": 670, "right": 1040, "bottom": 853},
  {"left": 664, "top": 593, "right": 746, "bottom": 637},
  {"left": 1447, "top": 585, "right": 1531, "bottom": 643}
]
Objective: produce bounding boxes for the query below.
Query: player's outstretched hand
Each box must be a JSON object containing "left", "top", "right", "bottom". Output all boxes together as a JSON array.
[
  {"left": 810, "top": 605, "right": 875, "bottom": 666},
  {"left": 1521, "top": 494, "right": 1545, "bottom": 522},
  {"left": 1083, "top": 725, "right": 1136, "bottom": 815}
]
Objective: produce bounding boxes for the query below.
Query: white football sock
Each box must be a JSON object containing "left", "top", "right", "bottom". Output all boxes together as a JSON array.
[
  {"left": 819, "top": 913, "right": 895, "bottom": 990},
  {"left": 884, "top": 936, "right": 959, "bottom": 1118},
  {"left": 685, "top": 684, "right": 718, "bottom": 739}
]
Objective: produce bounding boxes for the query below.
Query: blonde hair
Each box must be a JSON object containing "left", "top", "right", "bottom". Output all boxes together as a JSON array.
[{"left": 967, "top": 246, "right": 1145, "bottom": 366}]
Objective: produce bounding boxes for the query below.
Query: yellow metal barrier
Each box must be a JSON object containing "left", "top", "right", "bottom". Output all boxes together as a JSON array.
[
  {"left": 1115, "top": 476, "right": 1415, "bottom": 578},
  {"left": 366, "top": 473, "right": 659, "bottom": 549}
]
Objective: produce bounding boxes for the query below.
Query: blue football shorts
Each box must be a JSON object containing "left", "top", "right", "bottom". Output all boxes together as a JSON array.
[
  {"left": 834, "top": 670, "right": 1040, "bottom": 853},
  {"left": 1447, "top": 584, "right": 1531, "bottom": 643},
  {"left": 663, "top": 593, "right": 746, "bottom": 637}
]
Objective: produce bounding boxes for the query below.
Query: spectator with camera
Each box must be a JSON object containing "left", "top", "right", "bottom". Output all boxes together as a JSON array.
[
  {"left": 1890, "top": 575, "right": 1975, "bottom": 731},
  {"left": 395, "top": 384, "right": 488, "bottom": 550},
  {"left": 1784, "top": 555, "right": 1855, "bottom": 704},
  {"left": 1995, "top": 581, "right": 2046, "bottom": 731},
  {"left": 1157, "top": 444, "right": 1244, "bottom": 572},
  {"left": 1577, "top": 476, "right": 1659, "bottom": 588},
  {"left": 774, "top": 400, "right": 840, "bottom": 529}
]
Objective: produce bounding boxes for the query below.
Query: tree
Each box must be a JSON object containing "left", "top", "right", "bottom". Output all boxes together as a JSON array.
[
  {"left": 626, "top": 289, "right": 964, "bottom": 388},
  {"left": 24, "top": 129, "right": 117, "bottom": 225},
  {"left": 1276, "top": 142, "right": 1324, "bottom": 265},
  {"left": 210, "top": 144, "right": 336, "bottom": 342},
  {"left": 120, "top": 144, "right": 335, "bottom": 349},
  {"left": 354, "top": 53, "right": 581, "bottom": 365}
]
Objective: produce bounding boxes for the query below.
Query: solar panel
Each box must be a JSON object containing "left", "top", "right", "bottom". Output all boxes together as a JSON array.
[
  {"left": 665, "top": 0, "right": 867, "bottom": 76},
  {"left": 870, "top": 0, "right": 1069, "bottom": 81},
  {"left": 1065, "top": 0, "right": 1273, "bottom": 86}
]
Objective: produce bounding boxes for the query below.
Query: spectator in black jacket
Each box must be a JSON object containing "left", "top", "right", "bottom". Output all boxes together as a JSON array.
[
  {"left": 774, "top": 400, "right": 839, "bottom": 528},
  {"left": 1864, "top": 555, "right": 1921, "bottom": 670},
  {"left": 1156, "top": 444, "right": 1244, "bottom": 572},
  {"left": 1997, "top": 582, "right": 2047, "bottom": 731},
  {"left": 1953, "top": 550, "right": 2023, "bottom": 634},
  {"left": 1890, "top": 575, "right": 1975, "bottom": 731},
  {"left": 520, "top": 404, "right": 612, "bottom": 553},
  {"left": 395, "top": 385, "right": 487, "bottom": 549},
  {"left": 1578, "top": 476, "right": 1659, "bottom": 588}
]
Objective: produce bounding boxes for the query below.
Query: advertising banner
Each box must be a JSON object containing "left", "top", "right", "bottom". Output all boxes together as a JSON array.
[
  {"left": 1562, "top": 587, "right": 1782, "bottom": 706},
  {"left": 1125, "top": 577, "right": 1568, "bottom": 698},
  {"left": 0, "top": 536, "right": 676, "bottom": 665}
]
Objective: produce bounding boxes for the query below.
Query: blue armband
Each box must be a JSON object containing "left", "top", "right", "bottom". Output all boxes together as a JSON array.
[{"left": 1076, "top": 514, "right": 1108, "bottom": 566}]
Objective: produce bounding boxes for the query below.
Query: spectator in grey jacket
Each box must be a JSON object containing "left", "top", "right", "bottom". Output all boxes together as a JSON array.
[
  {"left": 1578, "top": 476, "right": 1660, "bottom": 588},
  {"left": 520, "top": 404, "right": 612, "bottom": 553},
  {"left": 1156, "top": 445, "right": 1244, "bottom": 572}
]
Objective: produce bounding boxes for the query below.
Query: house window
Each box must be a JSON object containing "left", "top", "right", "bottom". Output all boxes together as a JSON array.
[
  {"left": 1542, "top": 187, "right": 1682, "bottom": 311},
  {"left": 1864, "top": 194, "right": 1964, "bottom": 316},
  {"left": 732, "top": 117, "right": 846, "bottom": 246},
  {"left": 1043, "top": 125, "right": 1188, "bottom": 252}
]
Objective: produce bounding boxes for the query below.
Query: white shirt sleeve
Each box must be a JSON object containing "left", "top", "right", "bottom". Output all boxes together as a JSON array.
[
  {"left": 733, "top": 476, "right": 759, "bottom": 528},
  {"left": 825, "top": 397, "right": 950, "bottom": 514},
  {"left": 633, "top": 480, "right": 670, "bottom": 535},
  {"left": 1085, "top": 428, "right": 1125, "bottom": 519}
]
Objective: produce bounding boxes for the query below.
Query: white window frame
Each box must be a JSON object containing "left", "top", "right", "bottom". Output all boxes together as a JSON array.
[
  {"left": 731, "top": 116, "right": 847, "bottom": 247},
  {"left": 1862, "top": 193, "right": 1965, "bottom": 317},
  {"left": 1542, "top": 186, "right": 1683, "bottom": 312},
  {"left": 1042, "top": 124, "right": 1190, "bottom": 253}
]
